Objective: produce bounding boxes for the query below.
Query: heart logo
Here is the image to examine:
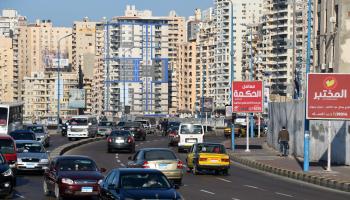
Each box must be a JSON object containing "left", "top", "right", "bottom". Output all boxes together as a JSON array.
[{"left": 323, "top": 76, "right": 337, "bottom": 89}]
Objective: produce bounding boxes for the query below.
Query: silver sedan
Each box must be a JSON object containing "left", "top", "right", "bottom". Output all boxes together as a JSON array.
[{"left": 15, "top": 140, "right": 49, "bottom": 172}]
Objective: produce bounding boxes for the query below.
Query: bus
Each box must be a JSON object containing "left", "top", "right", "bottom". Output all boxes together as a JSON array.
[{"left": 0, "top": 102, "right": 24, "bottom": 134}]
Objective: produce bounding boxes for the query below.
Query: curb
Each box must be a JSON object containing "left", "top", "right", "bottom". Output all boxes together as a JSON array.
[
  {"left": 50, "top": 137, "right": 105, "bottom": 158},
  {"left": 230, "top": 153, "right": 350, "bottom": 192}
]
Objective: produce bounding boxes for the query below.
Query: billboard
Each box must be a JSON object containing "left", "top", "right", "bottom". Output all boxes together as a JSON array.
[
  {"left": 307, "top": 73, "right": 350, "bottom": 120},
  {"left": 232, "top": 81, "right": 263, "bottom": 113},
  {"left": 68, "top": 89, "right": 86, "bottom": 109},
  {"left": 42, "top": 49, "right": 69, "bottom": 69},
  {"left": 202, "top": 97, "right": 214, "bottom": 112}
]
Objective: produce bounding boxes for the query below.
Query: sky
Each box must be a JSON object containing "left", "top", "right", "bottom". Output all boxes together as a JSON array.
[{"left": 0, "top": 0, "right": 213, "bottom": 26}]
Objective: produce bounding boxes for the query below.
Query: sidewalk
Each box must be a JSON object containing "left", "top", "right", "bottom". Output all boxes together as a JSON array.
[{"left": 224, "top": 137, "right": 350, "bottom": 192}]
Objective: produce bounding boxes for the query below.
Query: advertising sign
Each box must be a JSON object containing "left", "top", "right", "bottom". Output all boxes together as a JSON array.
[
  {"left": 307, "top": 73, "right": 350, "bottom": 120},
  {"left": 68, "top": 89, "right": 86, "bottom": 109},
  {"left": 203, "top": 97, "right": 214, "bottom": 112},
  {"left": 232, "top": 81, "right": 263, "bottom": 113},
  {"left": 225, "top": 106, "right": 232, "bottom": 117}
]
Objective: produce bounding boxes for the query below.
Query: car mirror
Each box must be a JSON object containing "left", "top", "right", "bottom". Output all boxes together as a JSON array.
[{"left": 100, "top": 167, "right": 107, "bottom": 173}]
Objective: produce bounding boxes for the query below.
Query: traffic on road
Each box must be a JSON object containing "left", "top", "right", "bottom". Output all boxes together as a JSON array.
[{"left": 0, "top": 116, "right": 350, "bottom": 199}]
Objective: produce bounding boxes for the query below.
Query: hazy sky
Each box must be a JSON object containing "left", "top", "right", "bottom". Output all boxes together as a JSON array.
[{"left": 0, "top": 0, "right": 213, "bottom": 26}]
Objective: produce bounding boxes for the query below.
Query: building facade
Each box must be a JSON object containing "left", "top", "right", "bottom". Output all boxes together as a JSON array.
[
  {"left": 104, "top": 5, "right": 169, "bottom": 116},
  {"left": 0, "top": 37, "right": 14, "bottom": 102}
]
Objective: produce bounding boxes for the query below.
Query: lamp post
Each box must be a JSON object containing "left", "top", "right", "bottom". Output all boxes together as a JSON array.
[
  {"left": 56, "top": 33, "right": 72, "bottom": 132},
  {"left": 229, "top": 0, "right": 235, "bottom": 150}
]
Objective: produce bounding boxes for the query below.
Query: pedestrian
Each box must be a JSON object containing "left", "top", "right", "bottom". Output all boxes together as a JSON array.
[{"left": 278, "top": 126, "right": 289, "bottom": 157}]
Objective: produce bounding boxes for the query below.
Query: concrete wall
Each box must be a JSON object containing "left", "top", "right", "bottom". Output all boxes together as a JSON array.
[{"left": 268, "top": 100, "right": 350, "bottom": 165}]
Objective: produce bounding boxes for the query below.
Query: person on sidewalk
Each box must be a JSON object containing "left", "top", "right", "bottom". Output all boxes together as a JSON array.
[{"left": 278, "top": 126, "right": 289, "bottom": 157}]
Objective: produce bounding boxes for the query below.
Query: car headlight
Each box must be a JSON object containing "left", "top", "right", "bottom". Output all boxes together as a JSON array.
[
  {"left": 2, "top": 168, "right": 13, "bottom": 177},
  {"left": 61, "top": 178, "right": 74, "bottom": 185},
  {"left": 40, "top": 159, "right": 49, "bottom": 163},
  {"left": 98, "top": 179, "right": 103, "bottom": 185}
]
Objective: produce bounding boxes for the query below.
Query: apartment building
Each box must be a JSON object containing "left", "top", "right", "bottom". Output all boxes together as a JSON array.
[
  {"left": 0, "top": 37, "right": 14, "bottom": 102},
  {"left": 177, "top": 41, "right": 197, "bottom": 114},
  {"left": 313, "top": 0, "right": 350, "bottom": 73},
  {"left": 104, "top": 5, "right": 169, "bottom": 116},
  {"left": 167, "top": 11, "right": 186, "bottom": 114},
  {"left": 212, "top": 0, "right": 263, "bottom": 111},
  {"left": 0, "top": 9, "right": 27, "bottom": 102},
  {"left": 262, "top": 0, "right": 310, "bottom": 101},
  {"left": 23, "top": 72, "right": 78, "bottom": 120}
]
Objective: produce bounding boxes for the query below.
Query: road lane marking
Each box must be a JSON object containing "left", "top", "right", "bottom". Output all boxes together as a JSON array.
[
  {"left": 120, "top": 163, "right": 125, "bottom": 167},
  {"left": 200, "top": 189, "right": 215, "bottom": 195},
  {"left": 243, "top": 184, "right": 265, "bottom": 191},
  {"left": 115, "top": 154, "right": 119, "bottom": 158},
  {"left": 232, "top": 198, "right": 240, "bottom": 200},
  {"left": 217, "top": 178, "right": 231, "bottom": 183},
  {"left": 275, "top": 192, "right": 294, "bottom": 198},
  {"left": 14, "top": 194, "right": 25, "bottom": 199},
  {"left": 117, "top": 159, "right": 121, "bottom": 163}
]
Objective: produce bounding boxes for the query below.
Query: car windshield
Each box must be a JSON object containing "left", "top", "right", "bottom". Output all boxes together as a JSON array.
[
  {"left": 120, "top": 173, "right": 171, "bottom": 189},
  {"left": 145, "top": 150, "right": 177, "bottom": 161},
  {"left": 197, "top": 144, "right": 226, "bottom": 154},
  {"left": 70, "top": 118, "right": 88, "bottom": 125},
  {"left": 10, "top": 132, "right": 35, "bottom": 140},
  {"left": 110, "top": 131, "right": 130, "bottom": 137},
  {"left": 27, "top": 126, "right": 44, "bottom": 133},
  {"left": 0, "top": 139, "right": 15, "bottom": 154},
  {"left": 124, "top": 122, "right": 141, "bottom": 128},
  {"left": 57, "top": 158, "right": 97, "bottom": 171},
  {"left": 99, "top": 122, "right": 114, "bottom": 127},
  {"left": 117, "top": 122, "right": 125, "bottom": 127},
  {"left": 16, "top": 142, "right": 45, "bottom": 153},
  {"left": 180, "top": 125, "right": 202, "bottom": 134}
]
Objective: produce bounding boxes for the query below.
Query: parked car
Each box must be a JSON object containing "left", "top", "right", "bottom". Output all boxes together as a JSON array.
[
  {"left": 24, "top": 124, "right": 50, "bottom": 147},
  {"left": 127, "top": 148, "right": 183, "bottom": 185},
  {"left": 43, "top": 155, "right": 105, "bottom": 199},
  {"left": 98, "top": 121, "right": 116, "bottom": 137},
  {"left": 107, "top": 130, "right": 135, "bottom": 153},
  {"left": 67, "top": 116, "right": 98, "bottom": 141},
  {"left": 168, "top": 126, "right": 180, "bottom": 146},
  {"left": 0, "top": 135, "right": 17, "bottom": 169},
  {"left": 99, "top": 168, "right": 182, "bottom": 200},
  {"left": 0, "top": 153, "right": 15, "bottom": 198},
  {"left": 186, "top": 143, "right": 230, "bottom": 175},
  {"left": 121, "top": 122, "right": 146, "bottom": 141},
  {"left": 15, "top": 140, "right": 49, "bottom": 172},
  {"left": 224, "top": 123, "right": 246, "bottom": 138},
  {"left": 9, "top": 130, "right": 36, "bottom": 141}
]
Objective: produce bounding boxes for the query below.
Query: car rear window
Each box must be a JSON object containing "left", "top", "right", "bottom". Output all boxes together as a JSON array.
[
  {"left": 26, "top": 126, "right": 44, "bottom": 133},
  {"left": 180, "top": 124, "right": 202, "bottom": 134},
  {"left": 0, "top": 139, "right": 15, "bottom": 154},
  {"left": 70, "top": 118, "right": 88, "bottom": 125},
  {"left": 57, "top": 158, "right": 97, "bottom": 171},
  {"left": 110, "top": 131, "right": 130, "bottom": 137},
  {"left": 197, "top": 144, "right": 226, "bottom": 154},
  {"left": 144, "top": 150, "right": 177, "bottom": 161},
  {"left": 10, "top": 132, "right": 36, "bottom": 140},
  {"left": 16, "top": 142, "right": 44, "bottom": 153},
  {"left": 124, "top": 122, "right": 141, "bottom": 128},
  {"left": 120, "top": 173, "right": 171, "bottom": 189}
]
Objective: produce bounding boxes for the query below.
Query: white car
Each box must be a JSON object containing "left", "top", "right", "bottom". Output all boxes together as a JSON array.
[{"left": 177, "top": 123, "right": 204, "bottom": 152}]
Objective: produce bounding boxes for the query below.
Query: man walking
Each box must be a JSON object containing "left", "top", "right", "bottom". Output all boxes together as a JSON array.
[{"left": 278, "top": 126, "right": 290, "bottom": 157}]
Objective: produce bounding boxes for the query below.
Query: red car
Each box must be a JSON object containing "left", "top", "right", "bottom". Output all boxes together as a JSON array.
[
  {"left": 43, "top": 155, "right": 106, "bottom": 199},
  {"left": 0, "top": 135, "right": 17, "bottom": 169}
]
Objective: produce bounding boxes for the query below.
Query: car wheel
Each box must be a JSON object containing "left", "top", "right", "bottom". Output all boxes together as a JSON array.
[
  {"left": 222, "top": 169, "right": 229, "bottom": 176},
  {"left": 193, "top": 164, "right": 200, "bottom": 175},
  {"left": 43, "top": 180, "right": 50, "bottom": 196},
  {"left": 68, "top": 137, "right": 72, "bottom": 141}
]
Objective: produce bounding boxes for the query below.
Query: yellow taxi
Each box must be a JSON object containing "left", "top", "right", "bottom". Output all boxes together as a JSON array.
[{"left": 186, "top": 143, "right": 230, "bottom": 175}]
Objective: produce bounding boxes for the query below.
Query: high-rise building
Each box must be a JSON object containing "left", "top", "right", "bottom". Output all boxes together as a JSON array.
[
  {"left": 262, "top": 0, "right": 310, "bottom": 101},
  {"left": 0, "top": 9, "right": 27, "bottom": 102},
  {"left": 104, "top": 5, "right": 169, "bottom": 116},
  {"left": 187, "top": 9, "right": 202, "bottom": 42},
  {"left": 167, "top": 11, "right": 186, "bottom": 114},
  {"left": 0, "top": 37, "right": 14, "bottom": 102}
]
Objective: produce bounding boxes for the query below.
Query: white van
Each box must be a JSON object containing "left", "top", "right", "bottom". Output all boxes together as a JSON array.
[
  {"left": 177, "top": 123, "right": 204, "bottom": 152},
  {"left": 67, "top": 116, "right": 98, "bottom": 140}
]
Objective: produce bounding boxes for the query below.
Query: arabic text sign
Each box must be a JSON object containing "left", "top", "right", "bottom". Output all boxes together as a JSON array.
[
  {"left": 307, "top": 73, "right": 350, "bottom": 120},
  {"left": 232, "top": 81, "right": 263, "bottom": 113}
]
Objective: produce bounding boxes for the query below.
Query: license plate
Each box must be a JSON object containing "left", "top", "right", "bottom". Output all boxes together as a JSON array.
[
  {"left": 115, "top": 139, "right": 124, "bottom": 143},
  {"left": 26, "top": 163, "right": 35, "bottom": 168},
  {"left": 158, "top": 163, "right": 168, "bottom": 169},
  {"left": 81, "top": 187, "right": 93, "bottom": 193},
  {"left": 210, "top": 159, "right": 219, "bottom": 163}
]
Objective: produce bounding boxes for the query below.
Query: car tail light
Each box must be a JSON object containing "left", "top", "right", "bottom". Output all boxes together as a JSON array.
[
  {"left": 107, "top": 137, "right": 112, "bottom": 143},
  {"left": 199, "top": 157, "right": 207, "bottom": 162},
  {"left": 177, "top": 160, "right": 183, "bottom": 169},
  {"left": 127, "top": 137, "right": 133, "bottom": 143},
  {"left": 137, "top": 128, "right": 141, "bottom": 132},
  {"left": 221, "top": 158, "right": 230, "bottom": 162},
  {"left": 142, "top": 161, "right": 150, "bottom": 168}
]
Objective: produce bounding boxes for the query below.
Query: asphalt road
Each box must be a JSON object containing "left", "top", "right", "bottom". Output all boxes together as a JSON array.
[{"left": 64, "top": 135, "right": 350, "bottom": 200}]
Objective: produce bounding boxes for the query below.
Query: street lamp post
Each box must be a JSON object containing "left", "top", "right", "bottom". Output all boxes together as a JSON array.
[
  {"left": 56, "top": 33, "right": 72, "bottom": 132},
  {"left": 229, "top": 0, "right": 235, "bottom": 150}
]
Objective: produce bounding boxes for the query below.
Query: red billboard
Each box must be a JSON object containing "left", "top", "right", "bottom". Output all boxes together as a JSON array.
[
  {"left": 307, "top": 73, "right": 350, "bottom": 120},
  {"left": 232, "top": 81, "right": 263, "bottom": 113}
]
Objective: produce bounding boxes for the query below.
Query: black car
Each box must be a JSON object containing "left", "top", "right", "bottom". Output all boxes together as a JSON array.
[
  {"left": 9, "top": 130, "right": 36, "bottom": 141},
  {"left": 0, "top": 153, "right": 15, "bottom": 198},
  {"left": 107, "top": 130, "right": 135, "bottom": 153},
  {"left": 99, "top": 168, "right": 182, "bottom": 200},
  {"left": 121, "top": 122, "right": 146, "bottom": 141}
]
